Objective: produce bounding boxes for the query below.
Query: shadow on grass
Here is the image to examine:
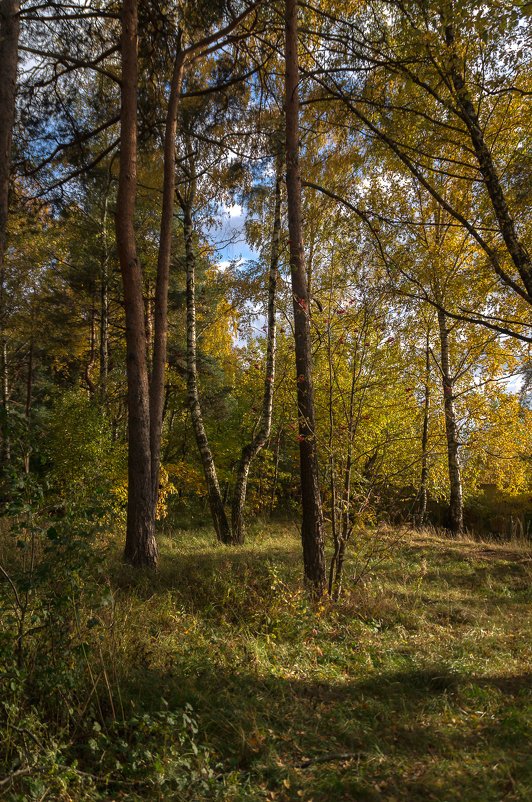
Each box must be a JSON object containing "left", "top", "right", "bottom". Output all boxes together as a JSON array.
[{"left": 111, "top": 653, "right": 532, "bottom": 801}]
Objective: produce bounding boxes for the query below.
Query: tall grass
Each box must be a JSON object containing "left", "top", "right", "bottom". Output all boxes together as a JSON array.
[{"left": 1, "top": 520, "right": 531, "bottom": 799}]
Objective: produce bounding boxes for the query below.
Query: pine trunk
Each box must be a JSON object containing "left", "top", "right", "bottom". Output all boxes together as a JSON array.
[
  {"left": 285, "top": 0, "right": 326, "bottom": 596},
  {"left": 116, "top": 0, "right": 157, "bottom": 567},
  {"left": 0, "top": 0, "right": 19, "bottom": 468},
  {"left": 150, "top": 43, "right": 185, "bottom": 512},
  {"left": 100, "top": 187, "right": 110, "bottom": 401}
]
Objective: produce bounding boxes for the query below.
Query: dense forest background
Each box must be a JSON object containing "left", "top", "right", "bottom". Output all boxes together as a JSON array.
[{"left": 0, "top": 0, "right": 531, "bottom": 799}]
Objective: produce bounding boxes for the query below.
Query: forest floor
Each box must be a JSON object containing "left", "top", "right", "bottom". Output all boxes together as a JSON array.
[{"left": 1, "top": 521, "right": 532, "bottom": 800}]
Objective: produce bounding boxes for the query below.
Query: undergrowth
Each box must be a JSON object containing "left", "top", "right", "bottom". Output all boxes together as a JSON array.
[{"left": 1, "top": 516, "right": 531, "bottom": 800}]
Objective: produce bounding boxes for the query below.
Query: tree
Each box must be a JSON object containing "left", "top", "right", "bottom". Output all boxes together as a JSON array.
[
  {"left": 285, "top": 0, "right": 326, "bottom": 595},
  {"left": 231, "top": 148, "right": 282, "bottom": 543},
  {"left": 0, "top": 0, "right": 20, "bottom": 467}
]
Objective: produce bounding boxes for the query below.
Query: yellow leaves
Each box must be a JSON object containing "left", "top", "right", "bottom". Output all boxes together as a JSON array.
[
  {"left": 156, "top": 466, "right": 177, "bottom": 520},
  {"left": 165, "top": 462, "right": 205, "bottom": 497}
]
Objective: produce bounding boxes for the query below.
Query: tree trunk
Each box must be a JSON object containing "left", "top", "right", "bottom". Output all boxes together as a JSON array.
[
  {"left": 330, "top": 332, "right": 360, "bottom": 600},
  {"left": 0, "top": 0, "right": 19, "bottom": 468},
  {"left": 182, "top": 197, "right": 230, "bottom": 543},
  {"left": 231, "top": 155, "right": 282, "bottom": 544},
  {"left": 444, "top": 22, "right": 532, "bottom": 299},
  {"left": 85, "top": 297, "right": 96, "bottom": 395},
  {"left": 99, "top": 185, "right": 110, "bottom": 402},
  {"left": 437, "top": 309, "right": 463, "bottom": 534},
  {"left": 150, "top": 42, "right": 185, "bottom": 512},
  {"left": 1, "top": 339, "right": 9, "bottom": 463},
  {"left": 417, "top": 329, "right": 431, "bottom": 527},
  {"left": 285, "top": 0, "right": 326, "bottom": 596},
  {"left": 115, "top": 0, "right": 157, "bottom": 567},
  {"left": 269, "top": 424, "right": 282, "bottom": 517},
  {"left": 23, "top": 333, "right": 33, "bottom": 475}
]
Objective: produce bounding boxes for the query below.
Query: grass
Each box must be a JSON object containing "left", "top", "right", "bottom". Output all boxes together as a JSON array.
[{"left": 1, "top": 521, "right": 532, "bottom": 800}]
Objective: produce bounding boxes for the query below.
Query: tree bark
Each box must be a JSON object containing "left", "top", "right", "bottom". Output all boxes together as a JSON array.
[
  {"left": 437, "top": 309, "right": 463, "bottom": 534},
  {"left": 0, "top": 0, "right": 19, "bottom": 468},
  {"left": 285, "top": 0, "right": 326, "bottom": 596},
  {"left": 444, "top": 21, "right": 532, "bottom": 299},
  {"left": 99, "top": 184, "right": 110, "bottom": 402},
  {"left": 231, "top": 155, "right": 282, "bottom": 544},
  {"left": 115, "top": 0, "right": 158, "bottom": 567},
  {"left": 182, "top": 196, "right": 230, "bottom": 543},
  {"left": 417, "top": 329, "right": 431, "bottom": 527},
  {"left": 150, "top": 42, "right": 185, "bottom": 512},
  {"left": 85, "top": 297, "right": 96, "bottom": 395}
]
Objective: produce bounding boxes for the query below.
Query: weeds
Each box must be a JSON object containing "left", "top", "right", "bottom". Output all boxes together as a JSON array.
[{"left": 1, "top": 521, "right": 531, "bottom": 799}]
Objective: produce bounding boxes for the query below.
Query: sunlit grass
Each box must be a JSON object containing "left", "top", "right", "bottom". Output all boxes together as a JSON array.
[{"left": 94, "top": 522, "right": 532, "bottom": 800}]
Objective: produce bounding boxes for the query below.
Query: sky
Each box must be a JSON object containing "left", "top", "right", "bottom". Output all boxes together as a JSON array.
[{"left": 208, "top": 204, "right": 258, "bottom": 269}]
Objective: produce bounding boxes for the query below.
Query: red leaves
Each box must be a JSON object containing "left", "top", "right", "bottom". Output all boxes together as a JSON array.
[
  {"left": 298, "top": 375, "right": 305, "bottom": 383},
  {"left": 297, "top": 434, "right": 305, "bottom": 442},
  {"left": 265, "top": 377, "right": 272, "bottom": 382}
]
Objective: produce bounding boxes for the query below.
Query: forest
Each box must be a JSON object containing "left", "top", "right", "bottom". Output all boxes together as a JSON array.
[{"left": 0, "top": 0, "right": 531, "bottom": 799}]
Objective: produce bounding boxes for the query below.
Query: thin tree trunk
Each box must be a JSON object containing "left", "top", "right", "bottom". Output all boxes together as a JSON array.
[
  {"left": 0, "top": 0, "right": 19, "bottom": 468},
  {"left": 417, "top": 329, "right": 431, "bottom": 527},
  {"left": 182, "top": 197, "right": 230, "bottom": 543},
  {"left": 145, "top": 277, "right": 153, "bottom": 370},
  {"left": 115, "top": 0, "right": 157, "bottom": 567},
  {"left": 231, "top": 155, "right": 282, "bottom": 544},
  {"left": 285, "top": 0, "right": 326, "bottom": 596},
  {"left": 85, "top": 297, "right": 96, "bottom": 395},
  {"left": 1, "top": 339, "right": 9, "bottom": 462},
  {"left": 100, "top": 185, "right": 110, "bottom": 402},
  {"left": 331, "top": 338, "right": 359, "bottom": 599},
  {"left": 326, "top": 272, "right": 339, "bottom": 597},
  {"left": 269, "top": 424, "right": 282, "bottom": 517},
  {"left": 444, "top": 21, "right": 532, "bottom": 298},
  {"left": 150, "top": 41, "right": 185, "bottom": 512},
  {"left": 23, "top": 334, "right": 32, "bottom": 475},
  {"left": 437, "top": 308, "right": 463, "bottom": 534}
]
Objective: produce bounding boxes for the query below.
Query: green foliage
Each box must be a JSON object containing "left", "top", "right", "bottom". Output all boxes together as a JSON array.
[
  {"left": 42, "top": 389, "right": 126, "bottom": 526},
  {"left": 0, "top": 482, "right": 236, "bottom": 800}
]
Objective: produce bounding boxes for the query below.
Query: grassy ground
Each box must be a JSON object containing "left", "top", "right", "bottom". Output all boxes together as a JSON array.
[{"left": 1, "top": 521, "right": 532, "bottom": 800}]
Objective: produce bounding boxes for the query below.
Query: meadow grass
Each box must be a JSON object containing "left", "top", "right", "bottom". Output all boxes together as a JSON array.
[
  {"left": 1, "top": 520, "right": 531, "bottom": 800},
  {"left": 99, "top": 522, "right": 531, "bottom": 801}
]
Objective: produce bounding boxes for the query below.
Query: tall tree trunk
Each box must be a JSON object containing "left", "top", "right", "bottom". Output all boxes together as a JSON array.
[
  {"left": 1, "top": 339, "right": 9, "bottom": 463},
  {"left": 85, "top": 297, "right": 96, "bottom": 395},
  {"left": 437, "top": 309, "right": 463, "bottom": 534},
  {"left": 145, "top": 277, "right": 153, "bottom": 371},
  {"left": 417, "top": 329, "right": 431, "bottom": 527},
  {"left": 23, "top": 332, "right": 33, "bottom": 475},
  {"left": 269, "top": 424, "right": 283, "bottom": 517},
  {"left": 115, "top": 0, "right": 157, "bottom": 567},
  {"left": 182, "top": 197, "right": 230, "bottom": 543},
  {"left": 231, "top": 155, "right": 282, "bottom": 544},
  {"left": 150, "top": 41, "right": 185, "bottom": 512},
  {"left": 330, "top": 332, "right": 360, "bottom": 600},
  {"left": 285, "top": 0, "right": 326, "bottom": 596},
  {"left": 444, "top": 21, "right": 532, "bottom": 299},
  {"left": 100, "top": 185, "right": 110, "bottom": 402},
  {"left": 0, "top": 0, "right": 19, "bottom": 468}
]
